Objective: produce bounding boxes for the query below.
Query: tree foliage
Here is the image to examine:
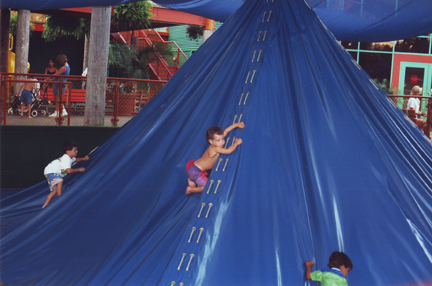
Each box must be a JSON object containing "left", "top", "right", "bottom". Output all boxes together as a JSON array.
[
  {"left": 41, "top": 2, "right": 152, "bottom": 42},
  {"left": 108, "top": 41, "right": 174, "bottom": 79},
  {"left": 373, "top": 78, "right": 395, "bottom": 94},
  {"left": 9, "top": 13, "right": 34, "bottom": 36},
  {"left": 186, "top": 25, "right": 204, "bottom": 41},
  {"left": 42, "top": 15, "right": 90, "bottom": 42},
  {"left": 133, "top": 42, "right": 174, "bottom": 79},
  {"left": 108, "top": 42, "right": 136, "bottom": 78},
  {"left": 112, "top": 1, "right": 152, "bottom": 30}
]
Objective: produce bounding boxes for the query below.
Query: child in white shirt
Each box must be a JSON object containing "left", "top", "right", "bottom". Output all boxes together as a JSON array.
[{"left": 42, "top": 141, "right": 89, "bottom": 208}]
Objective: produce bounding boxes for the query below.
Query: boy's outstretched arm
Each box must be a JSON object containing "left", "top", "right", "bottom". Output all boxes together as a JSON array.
[
  {"left": 305, "top": 261, "right": 314, "bottom": 280},
  {"left": 75, "top": 155, "right": 90, "bottom": 163},
  {"left": 66, "top": 167, "right": 86, "bottom": 174},
  {"left": 214, "top": 138, "right": 242, "bottom": 155},
  {"left": 223, "top": 122, "right": 245, "bottom": 137}
]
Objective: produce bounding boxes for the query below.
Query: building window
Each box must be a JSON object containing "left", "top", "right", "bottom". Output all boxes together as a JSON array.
[
  {"left": 359, "top": 41, "right": 393, "bottom": 52},
  {"left": 394, "top": 37, "right": 430, "bottom": 54},
  {"left": 341, "top": 41, "right": 358, "bottom": 50},
  {"left": 358, "top": 52, "right": 392, "bottom": 82}
]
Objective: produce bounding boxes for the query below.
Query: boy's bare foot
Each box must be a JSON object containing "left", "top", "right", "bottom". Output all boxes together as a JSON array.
[
  {"left": 28, "top": 116, "right": 32, "bottom": 119},
  {"left": 188, "top": 178, "right": 196, "bottom": 188},
  {"left": 186, "top": 186, "right": 205, "bottom": 195},
  {"left": 20, "top": 113, "right": 23, "bottom": 117}
]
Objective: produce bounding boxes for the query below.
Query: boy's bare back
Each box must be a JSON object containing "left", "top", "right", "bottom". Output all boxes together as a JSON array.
[
  {"left": 194, "top": 145, "right": 223, "bottom": 171},
  {"left": 18, "top": 79, "right": 37, "bottom": 93},
  {"left": 186, "top": 122, "right": 244, "bottom": 195},
  {"left": 23, "top": 80, "right": 36, "bottom": 91},
  {"left": 194, "top": 122, "right": 244, "bottom": 171}
]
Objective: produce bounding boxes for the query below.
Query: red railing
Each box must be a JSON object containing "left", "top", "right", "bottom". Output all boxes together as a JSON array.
[
  {"left": 113, "top": 28, "right": 188, "bottom": 80},
  {"left": 388, "top": 94, "right": 432, "bottom": 138},
  {"left": 146, "top": 29, "right": 189, "bottom": 68},
  {"left": 1, "top": 72, "right": 167, "bottom": 127}
]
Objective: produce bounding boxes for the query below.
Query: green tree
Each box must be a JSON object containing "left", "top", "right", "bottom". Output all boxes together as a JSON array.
[
  {"left": 108, "top": 41, "right": 173, "bottom": 79},
  {"left": 42, "top": 1, "right": 152, "bottom": 42},
  {"left": 9, "top": 13, "right": 33, "bottom": 36},
  {"left": 133, "top": 42, "right": 174, "bottom": 79},
  {"left": 42, "top": 15, "right": 90, "bottom": 41},
  {"left": 373, "top": 78, "right": 394, "bottom": 94},
  {"left": 186, "top": 25, "right": 204, "bottom": 41},
  {"left": 108, "top": 42, "right": 136, "bottom": 78},
  {"left": 112, "top": 1, "right": 153, "bottom": 30}
]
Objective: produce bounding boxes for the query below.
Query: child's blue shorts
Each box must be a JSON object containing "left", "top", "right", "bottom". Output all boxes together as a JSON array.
[
  {"left": 45, "top": 173, "right": 63, "bottom": 192},
  {"left": 186, "top": 161, "right": 208, "bottom": 187},
  {"left": 53, "top": 84, "right": 66, "bottom": 97},
  {"left": 20, "top": 90, "right": 32, "bottom": 104}
]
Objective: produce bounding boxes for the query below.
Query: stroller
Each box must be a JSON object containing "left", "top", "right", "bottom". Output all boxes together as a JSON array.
[{"left": 8, "top": 87, "right": 48, "bottom": 117}]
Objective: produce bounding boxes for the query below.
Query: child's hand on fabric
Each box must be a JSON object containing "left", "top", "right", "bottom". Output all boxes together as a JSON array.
[{"left": 306, "top": 261, "right": 314, "bottom": 267}]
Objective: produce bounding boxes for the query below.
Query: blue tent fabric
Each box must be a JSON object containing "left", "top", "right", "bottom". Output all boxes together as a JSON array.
[
  {"left": 2, "top": 0, "right": 432, "bottom": 285},
  {"left": 307, "top": 0, "right": 432, "bottom": 42},
  {"left": 2, "top": 0, "right": 432, "bottom": 42}
]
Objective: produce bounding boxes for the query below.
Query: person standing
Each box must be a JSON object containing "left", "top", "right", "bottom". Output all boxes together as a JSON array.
[
  {"left": 49, "top": 54, "right": 70, "bottom": 118},
  {"left": 407, "top": 85, "right": 427, "bottom": 131}
]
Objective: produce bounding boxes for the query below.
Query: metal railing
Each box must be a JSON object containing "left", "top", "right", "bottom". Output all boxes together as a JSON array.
[
  {"left": 145, "top": 29, "right": 189, "bottom": 68},
  {"left": 388, "top": 94, "right": 432, "bottom": 138},
  {"left": 112, "top": 29, "right": 188, "bottom": 80},
  {"left": 1, "top": 72, "right": 167, "bottom": 126}
]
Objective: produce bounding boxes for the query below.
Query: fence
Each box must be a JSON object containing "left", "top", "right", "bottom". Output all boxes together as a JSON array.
[
  {"left": 388, "top": 94, "right": 432, "bottom": 138},
  {"left": 0, "top": 72, "right": 167, "bottom": 126},
  {"left": 2, "top": 76, "right": 431, "bottom": 137}
]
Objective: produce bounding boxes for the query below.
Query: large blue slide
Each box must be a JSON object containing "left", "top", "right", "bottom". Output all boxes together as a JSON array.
[
  {"left": 1, "top": 0, "right": 432, "bottom": 285},
  {"left": 2, "top": 0, "right": 432, "bottom": 42}
]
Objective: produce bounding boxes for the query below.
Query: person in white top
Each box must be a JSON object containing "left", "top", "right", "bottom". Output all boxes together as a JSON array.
[
  {"left": 42, "top": 141, "right": 89, "bottom": 209},
  {"left": 407, "top": 85, "right": 427, "bottom": 131}
]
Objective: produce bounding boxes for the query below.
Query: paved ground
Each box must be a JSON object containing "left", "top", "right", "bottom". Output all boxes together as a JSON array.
[{"left": 3, "top": 113, "right": 134, "bottom": 127}]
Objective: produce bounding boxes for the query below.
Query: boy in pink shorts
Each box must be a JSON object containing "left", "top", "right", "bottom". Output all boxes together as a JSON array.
[{"left": 186, "top": 122, "right": 245, "bottom": 195}]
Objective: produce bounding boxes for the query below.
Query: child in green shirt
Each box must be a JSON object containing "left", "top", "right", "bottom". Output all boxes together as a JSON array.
[{"left": 306, "top": 251, "right": 353, "bottom": 286}]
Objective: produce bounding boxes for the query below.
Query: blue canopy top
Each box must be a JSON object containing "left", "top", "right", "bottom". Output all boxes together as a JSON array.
[
  {"left": 1, "top": 0, "right": 432, "bottom": 285},
  {"left": 1, "top": 0, "right": 432, "bottom": 42}
]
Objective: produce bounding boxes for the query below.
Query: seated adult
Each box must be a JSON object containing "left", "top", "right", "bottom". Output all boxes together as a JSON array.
[{"left": 407, "top": 85, "right": 427, "bottom": 131}]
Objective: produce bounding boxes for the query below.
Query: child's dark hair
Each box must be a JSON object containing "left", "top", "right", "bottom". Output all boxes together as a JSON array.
[
  {"left": 327, "top": 251, "right": 353, "bottom": 270},
  {"left": 206, "top": 126, "right": 223, "bottom": 141},
  {"left": 63, "top": 141, "right": 77, "bottom": 153}
]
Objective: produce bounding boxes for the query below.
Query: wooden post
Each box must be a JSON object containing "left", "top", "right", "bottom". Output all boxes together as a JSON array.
[
  {"left": 131, "top": 30, "right": 139, "bottom": 50},
  {"left": 83, "top": 33, "right": 89, "bottom": 72},
  {"left": 14, "top": 10, "right": 30, "bottom": 91},
  {"left": 84, "top": 6, "right": 111, "bottom": 126},
  {"left": 82, "top": 33, "right": 89, "bottom": 88},
  {"left": 0, "top": 9, "right": 11, "bottom": 73},
  {"left": 203, "top": 19, "right": 215, "bottom": 43}
]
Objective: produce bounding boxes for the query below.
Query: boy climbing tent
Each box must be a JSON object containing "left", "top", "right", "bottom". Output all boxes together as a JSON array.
[{"left": 1, "top": 0, "right": 432, "bottom": 285}]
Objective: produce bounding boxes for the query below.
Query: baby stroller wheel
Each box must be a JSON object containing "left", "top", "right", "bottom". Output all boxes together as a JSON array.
[
  {"left": 31, "top": 110, "right": 38, "bottom": 117},
  {"left": 41, "top": 110, "right": 47, "bottom": 116}
]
